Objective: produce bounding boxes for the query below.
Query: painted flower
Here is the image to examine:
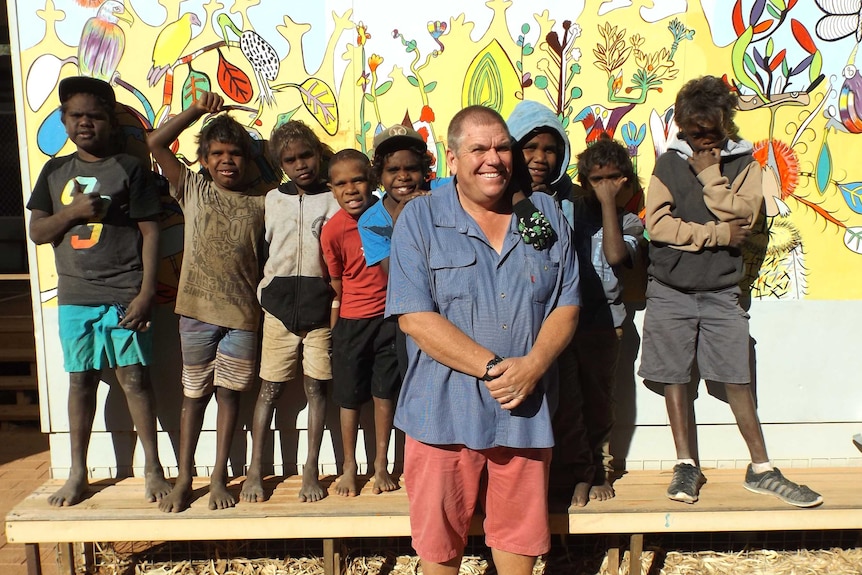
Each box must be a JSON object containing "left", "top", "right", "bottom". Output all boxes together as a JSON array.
[
  {"left": 356, "top": 71, "right": 370, "bottom": 91},
  {"left": 427, "top": 20, "right": 447, "bottom": 39},
  {"left": 356, "top": 22, "right": 371, "bottom": 46},
  {"left": 368, "top": 54, "right": 384, "bottom": 73}
]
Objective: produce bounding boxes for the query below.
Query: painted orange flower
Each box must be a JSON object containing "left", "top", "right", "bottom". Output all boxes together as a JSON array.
[
  {"left": 368, "top": 54, "right": 383, "bottom": 72},
  {"left": 356, "top": 22, "right": 371, "bottom": 46}
]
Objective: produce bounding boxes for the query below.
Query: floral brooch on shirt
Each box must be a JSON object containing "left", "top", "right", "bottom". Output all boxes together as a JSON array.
[{"left": 513, "top": 198, "right": 556, "bottom": 250}]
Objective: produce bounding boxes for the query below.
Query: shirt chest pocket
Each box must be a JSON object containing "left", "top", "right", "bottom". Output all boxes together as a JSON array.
[
  {"left": 526, "top": 252, "right": 560, "bottom": 304},
  {"left": 430, "top": 250, "right": 477, "bottom": 306}
]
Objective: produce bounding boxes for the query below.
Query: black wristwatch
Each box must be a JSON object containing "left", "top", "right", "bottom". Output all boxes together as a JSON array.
[{"left": 481, "top": 355, "right": 505, "bottom": 381}]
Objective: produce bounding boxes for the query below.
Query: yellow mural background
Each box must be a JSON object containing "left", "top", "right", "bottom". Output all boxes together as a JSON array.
[{"left": 11, "top": 0, "right": 862, "bottom": 302}]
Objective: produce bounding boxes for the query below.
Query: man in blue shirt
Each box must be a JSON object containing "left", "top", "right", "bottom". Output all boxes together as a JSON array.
[{"left": 386, "top": 106, "right": 580, "bottom": 575}]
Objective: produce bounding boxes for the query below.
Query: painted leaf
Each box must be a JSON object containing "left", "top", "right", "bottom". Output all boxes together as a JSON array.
[
  {"left": 423, "top": 81, "right": 437, "bottom": 93},
  {"left": 753, "top": 46, "right": 766, "bottom": 70},
  {"left": 521, "top": 23, "right": 530, "bottom": 34},
  {"left": 523, "top": 45, "right": 534, "bottom": 56},
  {"left": 27, "top": 54, "right": 64, "bottom": 112},
  {"left": 790, "top": 54, "right": 813, "bottom": 77},
  {"left": 462, "top": 39, "right": 521, "bottom": 119},
  {"left": 375, "top": 80, "right": 393, "bottom": 96},
  {"left": 364, "top": 93, "right": 374, "bottom": 102},
  {"left": 732, "top": 26, "right": 765, "bottom": 99},
  {"left": 773, "top": 0, "right": 786, "bottom": 10},
  {"left": 274, "top": 109, "right": 299, "bottom": 130},
  {"left": 769, "top": 49, "right": 786, "bottom": 71},
  {"left": 182, "top": 68, "right": 212, "bottom": 111},
  {"left": 766, "top": 37, "right": 774, "bottom": 58},
  {"left": 839, "top": 182, "right": 862, "bottom": 214},
  {"left": 535, "top": 75, "right": 549, "bottom": 90},
  {"left": 753, "top": 20, "right": 773, "bottom": 34},
  {"left": 217, "top": 49, "right": 253, "bottom": 104},
  {"left": 36, "top": 107, "right": 67, "bottom": 157},
  {"left": 810, "top": 51, "right": 823, "bottom": 83},
  {"left": 732, "top": 0, "right": 744, "bottom": 36},
  {"left": 750, "top": 0, "right": 765, "bottom": 23},
  {"left": 298, "top": 77, "right": 339, "bottom": 135},
  {"left": 406, "top": 75, "right": 420, "bottom": 87},
  {"left": 815, "top": 139, "right": 831, "bottom": 195},
  {"left": 767, "top": 3, "right": 780, "bottom": 19},
  {"left": 791, "top": 19, "right": 816, "bottom": 54},
  {"left": 844, "top": 226, "right": 862, "bottom": 254}
]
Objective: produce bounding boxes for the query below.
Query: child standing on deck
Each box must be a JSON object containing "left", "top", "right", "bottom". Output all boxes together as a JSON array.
[
  {"left": 564, "top": 135, "right": 644, "bottom": 507},
  {"left": 147, "top": 91, "right": 266, "bottom": 513},
  {"left": 639, "top": 75, "right": 822, "bottom": 507},
  {"left": 359, "top": 125, "right": 431, "bottom": 377},
  {"left": 240, "top": 121, "right": 339, "bottom": 504},
  {"left": 321, "top": 149, "right": 401, "bottom": 497},
  {"left": 27, "top": 76, "right": 171, "bottom": 507}
]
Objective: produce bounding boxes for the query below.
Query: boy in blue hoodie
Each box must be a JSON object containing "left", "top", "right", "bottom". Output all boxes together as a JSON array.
[{"left": 639, "top": 76, "right": 821, "bottom": 507}]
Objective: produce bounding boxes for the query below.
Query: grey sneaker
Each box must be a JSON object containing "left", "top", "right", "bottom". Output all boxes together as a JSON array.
[
  {"left": 743, "top": 465, "right": 823, "bottom": 508},
  {"left": 666, "top": 463, "right": 705, "bottom": 503}
]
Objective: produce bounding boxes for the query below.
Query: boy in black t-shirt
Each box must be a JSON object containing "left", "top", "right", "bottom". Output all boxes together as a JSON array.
[{"left": 26, "top": 76, "right": 170, "bottom": 506}]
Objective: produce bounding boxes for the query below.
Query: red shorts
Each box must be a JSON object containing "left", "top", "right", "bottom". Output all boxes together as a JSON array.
[{"left": 403, "top": 436, "right": 552, "bottom": 563}]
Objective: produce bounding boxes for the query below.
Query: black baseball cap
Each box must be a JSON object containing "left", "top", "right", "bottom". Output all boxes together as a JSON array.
[{"left": 58, "top": 76, "right": 116, "bottom": 107}]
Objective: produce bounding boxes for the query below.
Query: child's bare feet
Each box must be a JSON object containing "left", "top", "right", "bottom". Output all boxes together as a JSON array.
[
  {"left": 159, "top": 479, "right": 192, "bottom": 513},
  {"left": 240, "top": 470, "right": 266, "bottom": 503},
  {"left": 590, "top": 481, "right": 615, "bottom": 502},
  {"left": 48, "top": 473, "right": 88, "bottom": 507},
  {"left": 208, "top": 478, "right": 236, "bottom": 510},
  {"left": 144, "top": 466, "right": 172, "bottom": 503},
  {"left": 299, "top": 466, "right": 326, "bottom": 502},
  {"left": 335, "top": 462, "right": 358, "bottom": 497},
  {"left": 372, "top": 468, "right": 399, "bottom": 494},
  {"left": 570, "top": 481, "right": 591, "bottom": 508}
]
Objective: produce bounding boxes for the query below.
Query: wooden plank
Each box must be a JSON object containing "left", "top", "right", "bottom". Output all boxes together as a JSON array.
[
  {"left": 0, "top": 316, "right": 35, "bottom": 332},
  {"left": 629, "top": 533, "right": 643, "bottom": 575},
  {"left": 0, "top": 376, "right": 38, "bottom": 391},
  {"left": 0, "top": 348, "right": 37, "bottom": 362},
  {"left": 24, "top": 543, "right": 41, "bottom": 575},
  {"left": 6, "top": 468, "right": 862, "bottom": 544},
  {"left": 0, "top": 404, "right": 40, "bottom": 421},
  {"left": 0, "top": 273, "right": 30, "bottom": 281}
]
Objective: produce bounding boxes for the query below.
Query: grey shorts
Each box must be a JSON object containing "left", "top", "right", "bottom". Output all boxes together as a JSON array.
[{"left": 638, "top": 278, "right": 751, "bottom": 385}]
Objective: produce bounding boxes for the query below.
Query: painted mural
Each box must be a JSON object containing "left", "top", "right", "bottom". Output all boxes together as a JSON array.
[{"left": 12, "top": 0, "right": 862, "bottom": 302}]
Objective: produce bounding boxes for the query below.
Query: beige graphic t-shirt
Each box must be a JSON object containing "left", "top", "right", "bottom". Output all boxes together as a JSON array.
[{"left": 172, "top": 167, "right": 266, "bottom": 331}]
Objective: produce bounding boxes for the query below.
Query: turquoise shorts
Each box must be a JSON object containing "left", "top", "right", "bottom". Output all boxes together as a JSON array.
[{"left": 59, "top": 304, "right": 153, "bottom": 373}]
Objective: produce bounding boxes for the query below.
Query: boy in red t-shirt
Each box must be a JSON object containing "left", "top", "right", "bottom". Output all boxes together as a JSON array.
[{"left": 321, "top": 149, "right": 400, "bottom": 497}]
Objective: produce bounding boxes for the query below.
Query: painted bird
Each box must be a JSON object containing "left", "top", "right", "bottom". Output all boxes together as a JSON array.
[
  {"left": 148, "top": 12, "right": 201, "bottom": 87},
  {"left": 218, "top": 14, "right": 280, "bottom": 106},
  {"left": 77, "top": 0, "right": 134, "bottom": 82}
]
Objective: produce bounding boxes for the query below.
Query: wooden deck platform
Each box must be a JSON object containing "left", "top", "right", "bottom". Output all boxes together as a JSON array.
[{"left": 6, "top": 467, "right": 861, "bottom": 575}]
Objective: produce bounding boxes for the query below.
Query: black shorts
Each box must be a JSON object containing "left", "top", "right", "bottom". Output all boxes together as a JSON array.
[{"left": 331, "top": 315, "right": 400, "bottom": 409}]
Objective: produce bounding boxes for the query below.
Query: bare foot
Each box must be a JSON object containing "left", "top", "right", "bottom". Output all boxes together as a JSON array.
[
  {"left": 144, "top": 466, "right": 172, "bottom": 503},
  {"left": 570, "top": 481, "right": 591, "bottom": 508},
  {"left": 159, "top": 479, "right": 192, "bottom": 513},
  {"left": 590, "top": 481, "right": 615, "bottom": 502},
  {"left": 299, "top": 465, "right": 325, "bottom": 502},
  {"left": 372, "top": 468, "right": 399, "bottom": 494},
  {"left": 240, "top": 469, "right": 266, "bottom": 503},
  {"left": 208, "top": 479, "right": 236, "bottom": 510},
  {"left": 48, "top": 474, "right": 88, "bottom": 507},
  {"left": 335, "top": 462, "right": 358, "bottom": 497}
]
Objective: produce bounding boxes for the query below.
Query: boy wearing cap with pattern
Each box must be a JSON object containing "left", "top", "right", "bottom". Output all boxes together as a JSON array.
[
  {"left": 361, "top": 125, "right": 432, "bottom": 381},
  {"left": 27, "top": 76, "right": 171, "bottom": 507}
]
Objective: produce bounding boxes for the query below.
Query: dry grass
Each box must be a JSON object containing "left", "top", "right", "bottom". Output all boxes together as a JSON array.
[{"left": 91, "top": 543, "right": 862, "bottom": 575}]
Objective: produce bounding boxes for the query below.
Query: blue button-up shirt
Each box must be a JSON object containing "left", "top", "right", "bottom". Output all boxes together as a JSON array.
[{"left": 386, "top": 180, "right": 580, "bottom": 450}]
